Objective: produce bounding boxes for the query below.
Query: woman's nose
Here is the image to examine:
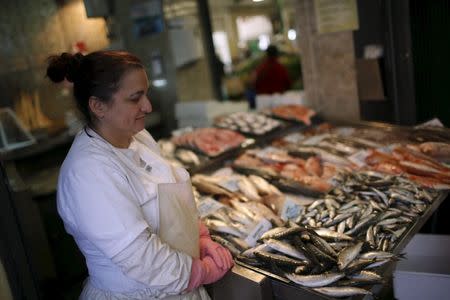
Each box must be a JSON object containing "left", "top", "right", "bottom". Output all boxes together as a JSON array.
[{"left": 142, "top": 95, "right": 152, "bottom": 113}]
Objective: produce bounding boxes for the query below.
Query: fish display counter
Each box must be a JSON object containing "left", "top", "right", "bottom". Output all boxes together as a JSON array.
[
  {"left": 157, "top": 104, "right": 450, "bottom": 299},
  {"left": 183, "top": 118, "right": 450, "bottom": 299}
]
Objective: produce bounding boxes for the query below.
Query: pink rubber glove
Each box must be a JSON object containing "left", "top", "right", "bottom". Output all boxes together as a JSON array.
[
  {"left": 199, "top": 221, "right": 210, "bottom": 239},
  {"left": 199, "top": 221, "right": 234, "bottom": 270},
  {"left": 186, "top": 256, "right": 228, "bottom": 291},
  {"left": 199, "top": 238, "right": 234, "bottom": 270}
]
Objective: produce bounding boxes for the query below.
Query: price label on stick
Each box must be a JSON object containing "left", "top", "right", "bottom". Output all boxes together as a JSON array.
[
  {"left": 281, "top": 197, "right": 303, "bottom": 221},
  {"left": 348, "top": 150, "right": 370, "bottom": 167},
  {"left": 218, "top": 179, "right": 240, "bottom": 192},
  {"left": 245, "top": 218, "right": 272, "bottom": 247},
  {"left": 303, "top": 134, "right": 330, "bottom": 145},
  {"left": 197, "top": 197, "right": 226, "bottom": 218}
]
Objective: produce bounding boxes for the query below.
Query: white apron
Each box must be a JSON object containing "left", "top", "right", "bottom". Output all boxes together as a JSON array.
[{"left": 79, "top": 130, "right": 209, "bottom": 300}]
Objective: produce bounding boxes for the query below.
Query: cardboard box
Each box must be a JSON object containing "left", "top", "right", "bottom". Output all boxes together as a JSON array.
[
  {"left": 393, "top": 234, "right": 450, "bottom": 300},
  {"left": 356, "top": 58, "right": 385, "bottom": 101}
]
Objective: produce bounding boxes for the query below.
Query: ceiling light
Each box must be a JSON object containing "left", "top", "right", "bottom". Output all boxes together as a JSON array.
[
  {"left": 152, "top": 79, "right": 167, "bottom": 87},
  {"left": 288, "top": 29, "right": 296, "bottom": 40},
  {"left": 258, "top": 35, "right": 270, "bottom": 50}
]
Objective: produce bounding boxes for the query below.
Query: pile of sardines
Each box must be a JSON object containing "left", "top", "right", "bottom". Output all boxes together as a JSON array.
[
  {"left": 191, "top": 123, "right": 449, "bottom": 298},
  {"left": 194, "top": 167, "right": 439, "bottom": 298}
]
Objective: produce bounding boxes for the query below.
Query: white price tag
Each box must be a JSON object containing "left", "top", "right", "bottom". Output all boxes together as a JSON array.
[
  {"left": 348, "top": 150, "right": 370, "bottom": 167},
  {"left": 244, "top": 218, "right": 272, "bottom": 247},
  {"left": 280, "top": 197, "right": 303, "bottom": 221},
  {"left": 303, "top": 134, "right": 330, "bottom": 145},
  {"left": 377, "top": 145, "right": 396, "bottom": 154},
  {"left": 218, "top": 179, "right": 240, "bottom": 192},
  {"left": 256, "top": 146, "right": 282, "bottom": 156},
  {"left": 284, "top": 133, "right": 306, "bottom": 144},
  {"left": 197, "top": 197, "right": 226, "bottom": 218},
  {"left": 415, "top": 118, "right": 444, "bottom": 129},
  {"left": 254, "top": 147, "right": 288, "bottom": 162},
  {"left": 333, "top": 127, "right": 355, "bottom": 136},
  {"left": 211, "top": 167, "right": 234, "bottom": 177}
]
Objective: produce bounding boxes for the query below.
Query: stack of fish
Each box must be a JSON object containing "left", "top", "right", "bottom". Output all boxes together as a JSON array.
[
  {"left": 232, "top": 147, "right": 340, "bottom": 197},
  {"left": 171, "top": 127, "right": 246, "bottom": 157},
  {"left": 410, "top": 141, "right": 450, "bottom": 163},
  {"left": 214, "top": 112, "right": 281, "bottom": 136},
  {"left": 274, "top": 129, "right": 382, "bottom": 165},
  {"left": 270, "top": 104, "right": 317, "bottom": 126},
  {"left": 191, "top": 122, "right": 448, "bottom": 298},
  {"left": 364, "top": 146, "right": 450, "bottom": 190},
  {"left": 193, "top": 169, "right": 285, "bottom": 222},
  {"left": 275, "top": 126, "right": 450, "bottom": 190},
  {"left": 299, "top": 171, "right": 437, "bottom": 249},
  {"left": 192, "top": 169, "right": 287, "bottom": 254},
  {"left": 158, "top": 139, "right": 203, "bottom": 168},
  {"left": 228, "top": 170, "right": 437, "bottom": 297},
  {"left": 194, "top": 166, "right": 440, "bottom": 298},
  {"left": 239, "top": 223, "right": 393, "bottom": 298}
]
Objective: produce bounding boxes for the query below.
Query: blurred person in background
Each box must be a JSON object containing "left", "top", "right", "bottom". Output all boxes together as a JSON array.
[{"left": 252, "top": 44, "right": 292, "bottom": 96}]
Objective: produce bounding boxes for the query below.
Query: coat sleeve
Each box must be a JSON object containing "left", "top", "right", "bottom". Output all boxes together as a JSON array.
[
  {"left": 111, "top": 229, "right": 192, "bottom": 296},
  {"left": 58, "top": 158, "right": 192, "bottom": 295}
]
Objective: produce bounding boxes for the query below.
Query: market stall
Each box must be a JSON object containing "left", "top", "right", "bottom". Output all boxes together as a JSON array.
[{"left": 158, "top": 104, "right": 450, "bottom": 299}]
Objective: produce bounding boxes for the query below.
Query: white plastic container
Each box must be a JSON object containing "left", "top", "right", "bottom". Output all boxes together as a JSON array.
[{"left": 393, "top": 234, "right": 450, "bottom": 300}]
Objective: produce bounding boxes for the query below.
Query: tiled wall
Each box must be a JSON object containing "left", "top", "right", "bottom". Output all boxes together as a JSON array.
[
  {"left": 0, "top": 0, "right": 218, "bottom": 122},
  {"left": 0, "top": 0, "right": 109, "bottom": 120},
  {"left": 176, "top": 58, "right": 215, "bottom": 102}
]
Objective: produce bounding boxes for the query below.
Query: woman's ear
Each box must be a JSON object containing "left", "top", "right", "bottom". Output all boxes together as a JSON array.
[{"left": 88, "top": 96, "right": 106, "bottom": 120}]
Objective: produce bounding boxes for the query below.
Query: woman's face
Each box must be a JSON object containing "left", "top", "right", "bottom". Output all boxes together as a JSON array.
[{"left": 102, "top": 68, "right": 152, "bottom": 138}]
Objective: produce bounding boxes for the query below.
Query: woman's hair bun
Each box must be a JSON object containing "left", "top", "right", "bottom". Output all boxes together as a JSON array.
[{"left": 46, "top": 52, "right": 84, "bottom": 83}]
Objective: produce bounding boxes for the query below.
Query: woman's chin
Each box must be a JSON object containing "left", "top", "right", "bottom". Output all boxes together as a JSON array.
[{"left": 134, "top": 119, "right": 146, "bottom": 132}]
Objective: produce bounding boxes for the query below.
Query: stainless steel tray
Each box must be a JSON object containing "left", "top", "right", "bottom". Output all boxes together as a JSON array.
[{"left": 266, "top": 191, "right": 448, "bottom": 300}]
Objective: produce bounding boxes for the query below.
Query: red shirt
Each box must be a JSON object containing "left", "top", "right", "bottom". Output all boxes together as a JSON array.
[{"left": 254, "top": 58, "right": 292, "bottom": 94}]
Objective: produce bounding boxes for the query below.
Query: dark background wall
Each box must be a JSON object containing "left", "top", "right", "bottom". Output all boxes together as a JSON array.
[
  {"left": 353, "top": 0, "right": 395, "bottom": 123},
  {"left": 410, "top": 0, "right": 450, "bottom": 127},
  {"left": 410, "top": 0, "right": 450, "bottom": 234},
  {"left": 0, "top": 0, "right": 109, "bottom": 118}
]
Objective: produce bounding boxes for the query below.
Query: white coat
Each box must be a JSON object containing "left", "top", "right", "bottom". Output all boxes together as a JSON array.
[{"left": 57, "top": 127, "right": 209, "bottom": 299}]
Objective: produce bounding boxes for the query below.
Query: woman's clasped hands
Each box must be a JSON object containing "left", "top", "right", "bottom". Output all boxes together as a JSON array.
[{"left": 186, "top": 222, "right": 234, "bottom": 291}]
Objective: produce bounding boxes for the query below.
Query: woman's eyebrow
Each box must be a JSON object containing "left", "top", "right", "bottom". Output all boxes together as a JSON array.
[{"left": 129, "top": 90, "right": 145, "bottom": 97}]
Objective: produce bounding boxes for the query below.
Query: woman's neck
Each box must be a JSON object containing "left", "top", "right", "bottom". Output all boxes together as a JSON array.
[{"left": 89, "top": 124, "right": 132, "bottom": 148}]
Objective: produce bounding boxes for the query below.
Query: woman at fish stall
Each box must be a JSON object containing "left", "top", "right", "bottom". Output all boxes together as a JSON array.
[{"left": 47, "top": 50, "right": 233, "bottom": 299}]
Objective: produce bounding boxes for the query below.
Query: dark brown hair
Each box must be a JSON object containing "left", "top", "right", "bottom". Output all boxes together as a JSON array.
[{"left": 46, "top": 51, "right": 144, "bottom": 123}]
